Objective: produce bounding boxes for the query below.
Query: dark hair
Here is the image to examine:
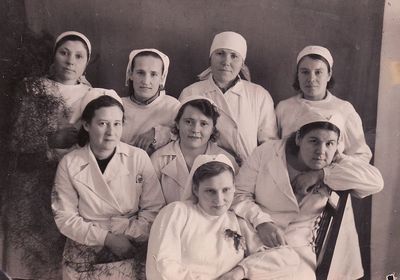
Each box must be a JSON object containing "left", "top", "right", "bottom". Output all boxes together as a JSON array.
[
  {"left": 192, "top": 161, "right": 234, "bottom": 202},
  {"left": 286, "top": 121, "right": 340, "bottom": 155},
  {"left": 77, "top": 96, "right": 125, "bottom": 147},
  {"left": 54, "top": 35, "right": 90, "bottom": 62},
  {"left": 292, "top": 54, "right": 335, "bottom": 91},
  {"left": 172, "top": 99, "right": 220, "bottom": 142},
  {"left": 128, "top": 51, "right": 165, "bottom": 96}
]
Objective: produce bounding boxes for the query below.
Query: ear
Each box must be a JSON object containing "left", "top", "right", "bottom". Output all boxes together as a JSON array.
[
  {"left": 295, "top": 131, "right": 301, "bottom": 146},
  {"left": 83, "top": 121, "right": 90, "bottom": 132},
  {"left": 327, "top": 68, "right": 333, "bottom": 81}
]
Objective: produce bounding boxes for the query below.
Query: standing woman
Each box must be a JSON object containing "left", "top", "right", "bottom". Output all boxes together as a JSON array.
[
  {"left": 275, "top": 45, "right": 372, "bottom": 162},
  {"left": 179, "top": 31, "right": 277, "bottom": 164},
  {"left": 52, "top": 89, "right": 165, "bottom": 279},
  {"left": 1, "top": 31, "right": 92, "bottom": 279},
  {"left": 150, "top": 96, "right": 238, "bottom": 204},
  {"left": 121, "top": 48, "right": 179, "bottom": 154}
]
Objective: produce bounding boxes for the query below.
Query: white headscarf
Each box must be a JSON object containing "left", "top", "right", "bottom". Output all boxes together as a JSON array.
[
  {"left": 198, "top": 31, "right": 250, "bottom": 81},
  {"left": 70, "top": 88, "right": 123, "bottom": 123},
  {"left": 296, "top": 45, "right": 333, "bottom": 69},
  {"left": 125, "top": 48, "right": 170, "bottom": 89},
  {"left": 55, "top": 31, "right": 92, "bottom": 61},
  {"left": 181, "top": 154, "right": 235, "bottom": 201}
]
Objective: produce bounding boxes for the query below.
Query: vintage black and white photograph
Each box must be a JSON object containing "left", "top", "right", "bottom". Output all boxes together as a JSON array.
[{"left": 0, "top": 0, "right": 398, "bottom": 279}]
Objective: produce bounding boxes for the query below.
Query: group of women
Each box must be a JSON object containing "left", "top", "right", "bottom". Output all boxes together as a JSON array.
[{"left": 0, "top": 30, "right": 383, "bottom": 280}]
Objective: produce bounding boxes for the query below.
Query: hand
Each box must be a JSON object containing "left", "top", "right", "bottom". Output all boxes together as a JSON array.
[
  {"left": 104, "top": 233, "right": 135, "bottom": 259},
  {"left": 47, "top": 126, "right": 78, "bottom": 149},
  {"left": 256, "top": 222, "right": 287, "bottom": 248},
  {"left": 133, "top": 128, "right": 155, "bottom": 152},
  {"left": 217, "top": 266, "right": 245, "bottom": 280},
  {"left": 291, "top": 170, "right": 324, "bottom": 197}
]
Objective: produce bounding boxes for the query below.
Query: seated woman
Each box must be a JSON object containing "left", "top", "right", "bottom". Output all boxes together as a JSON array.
[
  {"left": 150, "top": 96, "right": 238, "bottom": 203},
  {"left": 179, "top": 31, "right": 277, "bottom": 163},
  {"left": 52, "top": 88, "right": 165, "bottom": 279},
  {"left": 275, "top": 45, "right": 372, "bottom": 162},
  {"left": 121, "top": 48, "right": 180, "bottom": 154},
  {"left": 147, "top": 154, "right": 300, "bottom": 280},
  {"left": 232, "top": 110, "right": 383, "bottom": 280}
]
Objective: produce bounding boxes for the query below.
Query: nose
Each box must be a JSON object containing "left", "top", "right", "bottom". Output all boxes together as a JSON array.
[
  {"left": 191, "top": 122, "right": 201, "bottom": 133},
  {"left": 66, "top": 54, "right": 75, "bottom": 65},
  {"left": 221, "top": 54, "right": 231, "bottom": 65},
  {"left": 309, "top": 71, "right": 317, "bottom": 82},
  {"left": 214, "top": 191, "right": 225, "bottom": 205},
  {"left": 142, "top": 73, "right": 151, "bottom": 85},
  {"left": 315, "top": 143, "right": 325, "bottom": 155},
  {"left": 106, "top": 124, "right": 113, "bottom": 135}
]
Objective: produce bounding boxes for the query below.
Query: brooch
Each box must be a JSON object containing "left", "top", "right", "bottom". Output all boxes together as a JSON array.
[{"left": 224, "top": 229, "right": 245, "bottom": 252}]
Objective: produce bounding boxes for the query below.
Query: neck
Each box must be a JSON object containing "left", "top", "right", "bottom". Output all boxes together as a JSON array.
[
  {"left": 52, "top": 76, "right": 78, "bottom": 85},
  {"left": 179, "top": 141, "right": 208, "bottom": 170},
  {"left": 213, "top": 77, "right": 238, "bottom": 93},
  {"left": 302, "top": 90, "right": 328, "bottom": 101},
  {"left": 131, "top": 90, "right": 160, "bottom": 105},
  {"left": 90, "top": 145, "right": 116, "bottom": 160}
]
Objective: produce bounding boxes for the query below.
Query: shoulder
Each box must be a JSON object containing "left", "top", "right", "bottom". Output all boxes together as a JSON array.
[
  {"left": 161, "top": 94, "right": 180, "bottom": 105},
  {"left": 180, "top": 80, "right": 210, "bottom": 98},
  {"left": 151, "top": 141, "right": 176, "bottom": 159},
  {"left": 119, "top": 142, "right": 149, "bottom": 160},
  {"left": 276, "top": 95, "right": 299, "bottom": 109},
  {"left": 157, "top": 200, "right": 190, "bottom": 220},
  {"left": 59, "top": 146, "right": 88, "bottom": 167},
  {"left": 330, "top": 94, "right": 356, "bottom": 111}
]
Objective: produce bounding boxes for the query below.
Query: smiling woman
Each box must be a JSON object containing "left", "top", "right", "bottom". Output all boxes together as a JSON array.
[{"left": 150, "top": 96, "right": 238, "bottom": 204}]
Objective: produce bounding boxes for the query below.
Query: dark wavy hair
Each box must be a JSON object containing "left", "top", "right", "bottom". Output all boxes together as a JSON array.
[
  {"left": 292, "top": 54, "right": 335, "bottom": 91},
  {"left": 172, "top": 99, "right": 220, "bottom": 142},
  {"left": 77, "top": 96, "right": 125, "bottom": 147},
  {"left": 192, "top": 161, "right": 234, "bottom": 202},
  {"left": 286, "top": 121, "right": 340, "bottom": 155},
  {"left": 128, "top": 51, "right": 165, "bottom": 97},
  {"left": 53, "top": 35, "right": 90, "bottom": 62}
]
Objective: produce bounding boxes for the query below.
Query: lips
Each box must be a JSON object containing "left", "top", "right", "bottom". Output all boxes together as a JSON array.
[{"left": 63, "top": 68, "right": 75, "bottom": 73}]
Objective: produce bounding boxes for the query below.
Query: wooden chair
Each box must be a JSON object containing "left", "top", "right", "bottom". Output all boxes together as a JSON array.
[{"left": 314, "top": 189, "right": 350, "bottom": 280}]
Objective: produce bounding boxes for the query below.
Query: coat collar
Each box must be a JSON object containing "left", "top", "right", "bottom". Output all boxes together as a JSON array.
[{"left": 73, "top": 144, "right": 130, "bottom": 212}]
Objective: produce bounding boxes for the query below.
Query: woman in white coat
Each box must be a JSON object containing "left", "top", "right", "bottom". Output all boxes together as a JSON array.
[
  {"left": 150, "top": 96, "right": 238, "bottom": 204},
  {"left": 52, "top": 88, "right": 165, "bottom": 279},
  {"left": 232, "top": 110, "right": 383, "bottom": 280},
  {"left": 147, "top": 154, "right": 300, "bottom": 280},
  {"left": 275, "top": 45, "right": 372, "bottom": 162},
  {"left": 121, "top": 48, "right": 179, "bottom": 154},
  {"left": 179, "top": 31, "right": 277, "bottom": 164}
]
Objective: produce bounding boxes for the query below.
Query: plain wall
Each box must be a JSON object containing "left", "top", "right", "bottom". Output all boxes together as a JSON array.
[
  {"left": 372, "top": 0, "right": 400, "bottom": 278},
  {"left": 2, "top": 0, "right": 385, "bottom": 278}
]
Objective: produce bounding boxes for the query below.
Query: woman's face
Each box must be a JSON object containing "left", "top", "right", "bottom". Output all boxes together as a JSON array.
[
  {"left": 297, "top": 56, "right": 332, "bottom": 101},
  {"left": 194, "top": 170, "right": 235, "bottom": 216},
  {"left": 130, "top": 55, "right": 163, "bottom": 101},
  {"left": 53, "top": 40, "right": 88, "bottom": 85},
  {"left": 83, "top": 106, "right": 123, "bottom": 158},
  {"left": 177, "top": 105, "right": 214, "bottom": 150},
  {"left": 296, "top": 128, "right": 338, "bottom": 170},
  {"left": 210, "top": 48, "right": 243, "bottom": 88}
]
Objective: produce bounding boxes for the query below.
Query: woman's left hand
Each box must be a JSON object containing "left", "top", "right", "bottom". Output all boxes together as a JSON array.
[
  {"left": 217, "top": 266, "right": 245, "bottom": 280},
  {"left": 291, "top": 170, "right": 324, "bottom": 196},
  {"left": 134, "top": 128, "right": 155, "bottom": 152}
]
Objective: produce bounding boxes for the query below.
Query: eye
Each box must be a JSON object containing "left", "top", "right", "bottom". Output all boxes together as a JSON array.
[
  {"left": 99, "top": 121, "right": 107, "bottom": 127},
  {"left": 75, "top": 53, "right": 83, "bottom": 60},
  {"left": 206, "top": 189, "right": 216, "bottom": 195},
  {"left": 184, "top": 119, "right": 192, "bottom": 125},
  {"left": 315, "top": 70, "right": 323, "bottom": 75},
  {"left": 135, "top": 70, "right": 145, "bottom": 75},
  {"left": 222, "top": 187, "right": 231, "bottom": 193},
  {"left": 114, "top": 122, "right": 122, "bottom": 127},
  {"left": 326, "top": 141, "right": 336, "bottom": 147},
  {"left": 299, "top": 69, "right": 309, "bottom": 75},
  {"left": 200, "top": 121, "right": 209, "bottom": 127},
  {"left": 230, "top": 53, "right": 238, "bottom": 60},
  {"left": 58, "top": 50, "right": 67, "bottom": 56},
  {"left": 151, "top": 72, "right": 159, "bottom": 77}
]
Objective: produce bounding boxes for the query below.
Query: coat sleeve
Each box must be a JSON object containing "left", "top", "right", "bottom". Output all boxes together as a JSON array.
[
  {"left": 123, "top": 152, "right": 166, "bottom": 241},
  {"left": 52, "top": 158, "right": 109, "bottom": 246},
  {"left": 323, "top": 154, "right": 384, "bottom": 198},
  {"left": 232, "top": 146, "right": 274, "bottom": 228},
  {"left": 146, "top": 203, "right": 200, "bottom": 280},
  {"left": 256, "top": 87, "right": 278, "bottom": 144},
  {"left": 342, "top": 107, "right": 372, "bottom": 162}
]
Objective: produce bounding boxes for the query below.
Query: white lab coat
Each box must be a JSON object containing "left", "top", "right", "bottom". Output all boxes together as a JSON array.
[
  {"left": 52, "top": 142, "right": 165, "bottom": 279},
  {"left": 121, "top": 93, "right": 180, "bottom": 150},
  {"left": 179, "top": 75, "right": 278, "bottom": 162},
  {"left": 275, "top": 92, "right": 372, "bottom": 162},
  {"left": 146, "top": 201, "right": 300, "bottom": 280},
  {"left": 150, "top": 140, "right": 239, "bottom": 204},
  {"left": 232, "top": 139, "right": 383, "bottom": 280}
]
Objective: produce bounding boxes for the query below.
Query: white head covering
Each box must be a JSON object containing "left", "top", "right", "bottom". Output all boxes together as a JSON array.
[
  {"left": 70, "top": 88, "right": 123, "bottom": 123},
  {"left": 295, "top": 109, "right": 345, "bottom": 140},
  {"left": 181, "top": 154, "right": 235, "bottom": 201},
  {"left": 209, "top": 31, "right": 247, "bottom": 60},
  {"left": 125, "top": 48, "right": 170, "bottom": 89},
  {"left": 177, "top": 95, "right": 217, "bottom": 113},
  {"left": 198, "top": 31, "right": 250, "bottom": 81},
  {"left": 296, "top": 45, "right": 333, "bottom": 69},
  {"left": 55, "top": 31, "right": 92, "bottom": 61}
]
